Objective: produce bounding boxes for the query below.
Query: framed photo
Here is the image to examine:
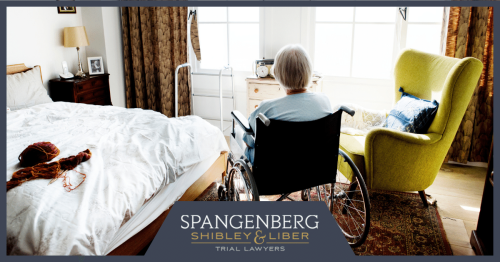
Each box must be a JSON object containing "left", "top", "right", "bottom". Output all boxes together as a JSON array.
[
  {"left": 58, "top": 7, "right": 77, "bottom": 14},
  {"left": 87, "top": 57, "right": 104, "bottom": 75}
]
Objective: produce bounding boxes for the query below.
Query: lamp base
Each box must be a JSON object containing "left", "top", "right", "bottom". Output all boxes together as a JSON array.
[
  {"left": 75, "top": 70, "right": 87, "bottom": 78},
  {"left": 74, "top": 47, "right": 87, "bottom": 78}
]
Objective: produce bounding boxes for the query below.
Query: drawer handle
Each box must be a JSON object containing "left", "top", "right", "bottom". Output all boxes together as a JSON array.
[
  {"left": 254, "top": 88, "right": 259, "bottom": 93},
  {"left": 254, "top": 105, "right": 258, "bottom": 109}
]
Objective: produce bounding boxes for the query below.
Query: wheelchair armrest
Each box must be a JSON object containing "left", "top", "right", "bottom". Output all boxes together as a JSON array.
[
  {"left": 338, "top": 105, "right": 355, "bottom": 117},
  {"left": 231, "top": 110, "right": 253, "bottom": 134}
]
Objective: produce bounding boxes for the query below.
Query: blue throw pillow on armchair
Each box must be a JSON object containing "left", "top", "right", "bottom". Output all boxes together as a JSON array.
[{"left": 383, "top": 87, "right": 439, "bottom": 134}]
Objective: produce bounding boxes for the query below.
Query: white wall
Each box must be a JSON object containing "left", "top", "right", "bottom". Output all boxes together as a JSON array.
[
  {"left": 81, "top": 7, "right": 107, "bottom": 72},
  {"left": 7, "top": 7, "right": 126, "bottom": 108},
  {"left": 81, "top": 7, "right": 126, "bottom": 108},
  {"left": 263, "top": 7, "right": 303, "bottom": 58},
  {"left": 7, "top": 7, "right": 87, "bottom": 90},
  {"left": 101, "top": 7, "right": 126, "bottom": 108}
]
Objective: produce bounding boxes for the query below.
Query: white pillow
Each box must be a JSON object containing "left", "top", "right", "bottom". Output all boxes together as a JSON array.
[{"left": 7, "top": 66, "right": 53, "bottom": 110}]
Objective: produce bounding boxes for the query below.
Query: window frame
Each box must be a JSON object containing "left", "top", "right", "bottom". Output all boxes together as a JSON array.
[
  {"left": 399, "top": 7, "right": 446, "bottom": 55},
  {"left": 309, "top": 7, "right": 444, "bottom": 82},
  {"left": 189, "top": 7, "right": 265, "bottom": 74}
]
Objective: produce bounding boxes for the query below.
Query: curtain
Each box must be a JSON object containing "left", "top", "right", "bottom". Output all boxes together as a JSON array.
[
  {"left": 444, "top": 7, "right": 494, "bottom": 163},
  {"left": 190, "top": 11, "right": 201, "bottom": 61},
  {"left": 121, "top": 7, "right": 191, "bottom": 117}
]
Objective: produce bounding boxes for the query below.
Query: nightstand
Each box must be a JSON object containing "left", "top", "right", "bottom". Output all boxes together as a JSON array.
[
  {"left": 49, "top": 74, "right": 112, "bottom": 106},
  {"left": 246, "top": 76, "right": 323, "bottom": 117}
]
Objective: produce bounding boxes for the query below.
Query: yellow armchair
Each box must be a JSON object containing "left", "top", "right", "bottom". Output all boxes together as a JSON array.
[{"left": 339, "top": 49, "right": 483, "bottom": 207}]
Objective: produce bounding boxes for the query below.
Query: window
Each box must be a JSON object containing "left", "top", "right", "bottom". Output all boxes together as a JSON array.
[
  {"left": 314, "top": 7, "right": 444, "bottom": 79},
  {"left": 404, "top": 7, "right": 444, "bottom": 55},
  {"left": 196, "top": 7, "right": 260, "bottom": 71}
]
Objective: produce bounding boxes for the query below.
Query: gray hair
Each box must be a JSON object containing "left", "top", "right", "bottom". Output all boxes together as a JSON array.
[{"left": 273, "top": 44, "right": 313, "bottom": 90}]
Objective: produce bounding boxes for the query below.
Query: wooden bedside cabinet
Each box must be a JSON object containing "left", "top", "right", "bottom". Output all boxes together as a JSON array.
[
  {"left": 49, "top": 74, "right": 112, "bottom": 106},
  {"left": 246, "top": 76, "right": 323, "bottom": 117}
]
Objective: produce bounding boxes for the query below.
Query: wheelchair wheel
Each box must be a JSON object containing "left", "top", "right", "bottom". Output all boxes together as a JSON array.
[
  {"left": 226, "top": 159, "right": 259, "bottom": 201},
  {"left": 329, "top": 149, "right": 370, "bottom": 248},
  {"left": 226, "top": 152, "right": 234, "bottom": 177}
]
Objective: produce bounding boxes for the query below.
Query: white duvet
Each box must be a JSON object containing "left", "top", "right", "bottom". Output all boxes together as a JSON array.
[{"left": 6, "top": 102, "right": 228, "bottom": 255}]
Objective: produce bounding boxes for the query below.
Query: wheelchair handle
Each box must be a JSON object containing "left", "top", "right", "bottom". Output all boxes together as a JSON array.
[
  {"left": 258, "top": 113, "right": 271, "bottom": 126},
  {"left": 338, "top": 105, "right": 355, "bottom": 117}
]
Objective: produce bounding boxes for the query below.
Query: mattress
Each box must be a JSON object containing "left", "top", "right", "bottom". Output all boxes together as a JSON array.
[
  {"left": 6, "top": 102, "right": 229, "bottom": 255},
  {"left": 105, "top": 152, "right": 220, "bottom": 254}
]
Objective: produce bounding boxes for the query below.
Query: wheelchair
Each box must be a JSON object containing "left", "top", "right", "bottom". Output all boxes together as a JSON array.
[{"left": 218, "top": 106, "right": 371, "bottom": 247}]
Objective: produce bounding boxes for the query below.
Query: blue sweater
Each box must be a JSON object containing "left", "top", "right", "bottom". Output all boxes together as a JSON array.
[{"left": 243, "top": 92, "right": 333, "bottom": 164}]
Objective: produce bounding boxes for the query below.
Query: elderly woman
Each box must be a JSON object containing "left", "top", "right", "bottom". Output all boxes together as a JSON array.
[{"left": 238, "top": 44, "right": 333, "bottom": 164}]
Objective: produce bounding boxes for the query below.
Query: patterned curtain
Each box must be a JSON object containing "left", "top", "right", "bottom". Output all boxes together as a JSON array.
[
  {"left": 121, "top": 7, "right": 191, "bottom": 117},
  {"left": 444, "top": 7, "right": 494, "bottom": 163},
  {"left": 190, "top": 11, "right": 201, "bottom": 61}
]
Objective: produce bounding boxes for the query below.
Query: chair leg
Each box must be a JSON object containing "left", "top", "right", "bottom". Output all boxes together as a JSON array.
[{"left": 418, "top": 190, "right": 429, "bottom": 208}]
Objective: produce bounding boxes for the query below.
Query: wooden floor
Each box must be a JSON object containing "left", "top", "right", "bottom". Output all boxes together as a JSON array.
[
  {"left": 223, "top": 136, "right": 486, "bottom": 255},
  {"left": 425, "top": 163, "right": 487, "bottom": 256}
]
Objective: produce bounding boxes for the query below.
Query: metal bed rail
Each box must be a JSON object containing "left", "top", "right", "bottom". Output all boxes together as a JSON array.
[{"left": 174, "top": 64, "right": 235, "bottom": 131}]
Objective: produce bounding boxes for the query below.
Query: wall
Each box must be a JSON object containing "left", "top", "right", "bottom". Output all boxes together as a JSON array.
[
  {"left": 81, "top": 7, "right": 126, "bottom": 108},
  {"left": 263, "top": 7, "right": 303, "bottom": 59},
  {"left": 81, "top": 7, "right": 107, "bottom": 72},
  {"left": 6, "top": 7, "right": 126, "bottom": 108},
  {"left": 101, "top": 7, "right": 126, "bottom": 108},
  {"left": 7, "top": 7, "right": 87, "bottom": 90}
]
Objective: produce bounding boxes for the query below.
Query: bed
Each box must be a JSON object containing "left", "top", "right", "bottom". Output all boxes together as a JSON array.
[{"left": 6, "top": 64, "right": 229, "bottom": 255}]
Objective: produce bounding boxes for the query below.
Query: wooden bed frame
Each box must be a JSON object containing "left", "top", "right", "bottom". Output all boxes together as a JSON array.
[
  {"left": 7, "top": 64, "right": 228, "bottom": 256},
  {"left": 7, "top": 63, "right": 43, "bottom": 82}
]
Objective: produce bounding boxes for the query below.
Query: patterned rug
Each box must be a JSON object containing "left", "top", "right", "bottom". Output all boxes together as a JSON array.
[{"left": 196, "top": 182, "right": 452, "bottom": 256}]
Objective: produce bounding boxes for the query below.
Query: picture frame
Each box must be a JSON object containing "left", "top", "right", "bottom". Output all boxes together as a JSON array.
[
  {"left": 57, "top": 7, "right": 77, "bottom": 14},
  {"left": 87, "top": 57, "right": 104, "bottom": 75}
]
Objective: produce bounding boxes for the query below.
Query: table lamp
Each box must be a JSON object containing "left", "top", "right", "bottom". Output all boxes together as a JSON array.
[{"left": 63, "top": 26, "right": 89, "bottom": 78}]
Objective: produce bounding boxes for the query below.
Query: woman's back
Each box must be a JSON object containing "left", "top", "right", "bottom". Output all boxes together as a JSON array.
[
  {"left": 242, "top": 92, "right": 333, "bottom": 163},
  {"left": 250, "top": 92, "right": 332, "bottom": 123}
]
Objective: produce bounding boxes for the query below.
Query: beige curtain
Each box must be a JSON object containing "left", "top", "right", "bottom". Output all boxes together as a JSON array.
[
  {"left": 444, "top": 7, "right": 494, "bottom": 163},
  {"left": 121, "top": 7, "right": 191, "bottom": 117},
  {"left": 190, "top": 11, "right": 201, "bottom": 61}
]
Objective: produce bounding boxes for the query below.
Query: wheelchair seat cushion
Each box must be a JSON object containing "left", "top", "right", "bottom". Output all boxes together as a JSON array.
[{"left": 339, "top": 133, "right": 366, "bottom": 180}]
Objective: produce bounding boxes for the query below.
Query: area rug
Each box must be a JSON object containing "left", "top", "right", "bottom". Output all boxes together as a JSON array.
[{"left": 196, "top": 182, "right": 452, "bottom": 256}]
